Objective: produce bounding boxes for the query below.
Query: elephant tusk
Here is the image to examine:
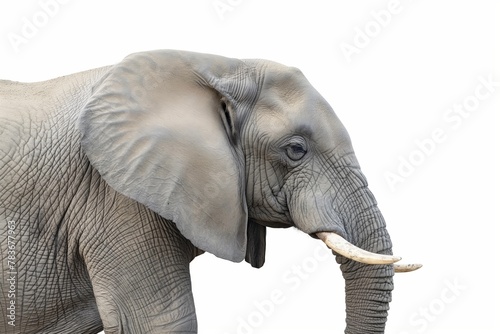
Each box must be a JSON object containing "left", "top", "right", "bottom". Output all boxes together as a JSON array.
[
  {"left": 316, "top": 232, "right": 402, "bottom": 265},
  {"left": 394, "top": 263, "right": 422, "bottom": 273}
]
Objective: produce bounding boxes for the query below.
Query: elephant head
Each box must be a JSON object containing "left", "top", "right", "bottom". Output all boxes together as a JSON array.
[{"left": 80, "top": 50, "right": 419, "bottom": 333}]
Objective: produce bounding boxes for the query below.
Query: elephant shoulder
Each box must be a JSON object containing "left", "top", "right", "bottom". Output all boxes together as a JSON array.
[{"left": 1, "top": 66, "right": 111, "bottom": 122}]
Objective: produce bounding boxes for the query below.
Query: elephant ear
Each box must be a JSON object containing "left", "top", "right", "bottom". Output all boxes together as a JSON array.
[{"left": 80, "top": 50, "right": 257, "bottom": 263}]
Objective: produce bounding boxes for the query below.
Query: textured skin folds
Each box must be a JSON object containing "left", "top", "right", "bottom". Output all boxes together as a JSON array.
[
  {"left": 1, "top": 50, "right": 399, "bottom": 333},
  {"left": 1, "top": 71, "right": 105, "bottom": 333},
  {"left": 1, "top": 68, "right": 199, "bottom": 333}
]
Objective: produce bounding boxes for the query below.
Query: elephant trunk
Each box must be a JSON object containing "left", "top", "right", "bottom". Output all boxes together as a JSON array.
[
  {"left": 289, "top": 150, "right": 414, "bottom": 332},
  {"left": 294, "top": 184, "right": 395, "bottom": 333},
  {"left": 342, "top": 262, "right": 394, "bottom": 333},
  {"left": 335, "top": 186, "right": 395, "bottom": 334}
]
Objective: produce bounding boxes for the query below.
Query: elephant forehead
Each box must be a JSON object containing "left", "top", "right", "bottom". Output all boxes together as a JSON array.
[{"left": 254, "top": 94, "right": 349, "bottom": 147}]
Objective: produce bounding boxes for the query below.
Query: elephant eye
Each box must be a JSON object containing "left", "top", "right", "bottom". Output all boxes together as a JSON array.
[{"left": 286, "top": 141, "right": 307, "bottom": 161}]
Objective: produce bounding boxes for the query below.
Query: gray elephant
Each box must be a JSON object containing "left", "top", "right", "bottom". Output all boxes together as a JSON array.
[{"left": 0, "top": 50, "right": 420, "bottom": 333}]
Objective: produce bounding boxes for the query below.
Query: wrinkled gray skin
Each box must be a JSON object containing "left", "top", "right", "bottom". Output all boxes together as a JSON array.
[{"left": 0, "top": 50, "right": 394, "bottom": 333}]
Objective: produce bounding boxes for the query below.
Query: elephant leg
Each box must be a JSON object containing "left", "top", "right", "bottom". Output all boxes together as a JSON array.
[
  {"left": 80, "top": 197, "right": 198, "bottom": 333},
  {"left": 92, "top": 264, "right": 196, "bottom": 334}
]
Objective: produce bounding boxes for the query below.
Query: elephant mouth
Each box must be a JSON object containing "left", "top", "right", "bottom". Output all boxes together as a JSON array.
[
  {"left": 252, "top": 219, "right": 292, "bottom": 229},
  {"left": 316, "top": 232, "right": 422, "bottom": 273}
]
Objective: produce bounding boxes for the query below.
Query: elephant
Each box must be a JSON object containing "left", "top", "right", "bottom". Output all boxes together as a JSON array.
[{"left": 0, "top": 49, "right": 420, "bottom": 334}]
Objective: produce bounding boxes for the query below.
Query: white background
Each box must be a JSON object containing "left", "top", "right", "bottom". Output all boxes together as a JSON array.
[{"left": 1, "top": 1, "right": 498, "bottom": 333}]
